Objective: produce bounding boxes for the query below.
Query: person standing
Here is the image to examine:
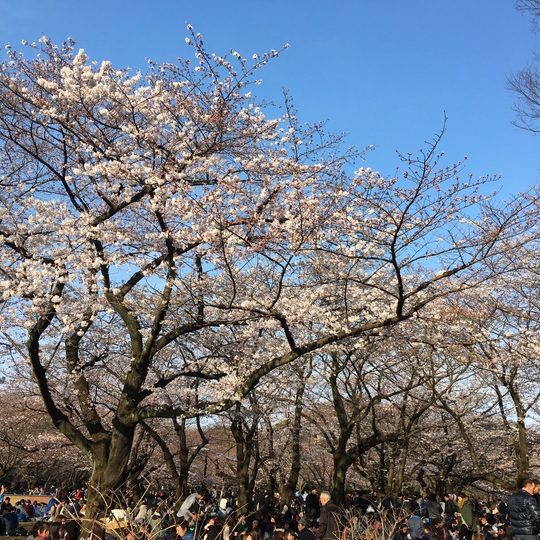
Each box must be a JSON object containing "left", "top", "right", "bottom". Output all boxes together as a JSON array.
[
  {"left": 427, "top": 494, "right": 443, "bottom": 522},
  {"left": 443, "top": 495, "right": 458, "bottom": 521},
  {"left": 457, "top": 493, "right": 477, "bottom": 540},
  {"left": 305, "top": 489, "right": 320, "bottom": 521},
  {"left": 318, "top": 492, "right": 340, "bottom": 540},
  {"left": 507, "top": 478, "right": 540, "bottom": 540}
]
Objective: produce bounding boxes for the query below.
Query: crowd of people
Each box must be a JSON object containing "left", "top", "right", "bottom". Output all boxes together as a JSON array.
[
  {"left": 112, "top": 481, "right": 540, "bottom": 540},
  {"left": 1, "top": 479, "right": 540, "bottom": 540},
  {"left": 0, "top": 485, "right": 83, "bottom": 539}
]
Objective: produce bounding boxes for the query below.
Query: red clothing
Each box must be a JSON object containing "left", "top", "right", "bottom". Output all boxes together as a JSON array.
[{"left": 25, "top": 503, "right": 35, "bottom": 518}]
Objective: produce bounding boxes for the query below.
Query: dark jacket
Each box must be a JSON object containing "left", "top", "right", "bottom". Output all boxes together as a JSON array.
[
  {"left": 1, "top": 512, "right": 18, "bottom": 535},
  {"left": 444, "top": 499, "right": 458, "bottom": 517},
  {"left": 319, "top": 501, "right": 341, "bottom": 540},
  {"left": 298, "top": 528, "right": 317, "bottom": 540},
  {"left": 427, "top": 499, "right": 443, "bottom": 521},
  {"left": 305, "top": 493, "right": 320, "bottom": 519},
  {"left": 393, "top": 529, "right": 409, "bottom": 540},
  {"left": 508, "top": 489, "right": 540, "bottom": 536}
]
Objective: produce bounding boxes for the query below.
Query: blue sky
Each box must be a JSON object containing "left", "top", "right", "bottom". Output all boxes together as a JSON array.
[{"left": 1, "top": 0, "right": 538, "bottom": 198}]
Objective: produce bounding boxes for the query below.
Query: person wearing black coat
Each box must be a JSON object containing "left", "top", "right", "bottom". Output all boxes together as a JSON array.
[
  {"left": 507, "top": 478, "right": 540, "bottom": 540},
  {"left": 297, "top": 518, "right": 316, "bottom": 540},
  {"left": 1, "top": 511, "right": 18, "bottom": 535},
  {"left": 305, "top": 489, "right": 320, "bottom": 520},
  {"left": 318, "top": 492, "right": 340, "bottom": 540},
  {"left": 393, "top": 523, "right": 409, "bottom": 540}
]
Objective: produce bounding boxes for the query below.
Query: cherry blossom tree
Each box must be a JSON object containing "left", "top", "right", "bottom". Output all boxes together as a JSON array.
[
  {"left": 0, "top": 391, "right": 90, "bottom": 490},
  {"left": 270, "top": 363, "right": 310, "bottom": 504},
  {"left": 0, "top": 31, "right": 354, "bottom": 525},
  {"left": 510, "top": 0, "right": 540, "bottom": 132},
  {"left": 142, "top": 415, "right": 209, "bottom": 505},
  {"left": 235, "top": 362, "right": 312, "bottom": 506},
  {"left": 1, "top": 28, "right": 539, "bottom": 530},
  {"left": 451, "top": 251, "right": 540, "bottom": 484}
]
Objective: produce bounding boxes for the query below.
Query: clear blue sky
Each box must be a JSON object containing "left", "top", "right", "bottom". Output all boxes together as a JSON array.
[{"left": 1, "top": 0, "right": 538, "bottom": 197}]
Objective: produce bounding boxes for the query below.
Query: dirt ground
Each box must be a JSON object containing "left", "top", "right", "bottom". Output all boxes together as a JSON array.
[
  {"left": 6, "top": 494, "right": 53, "bottom": 504},
  {"left": 3, "top": 520, "right": 32, "bottom": 540}
]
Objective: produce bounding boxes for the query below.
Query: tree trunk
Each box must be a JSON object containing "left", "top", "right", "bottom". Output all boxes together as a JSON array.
[
  {"left": 280, "top": 379, "right": 305, "bottom": 503},
  {"left": 331, "top": 450, "right": 356, "bottom": 506},
  {"left": 513, "top": 400, "right": 530, "bottom": 482},
  {"left": 231, "top": 405, "right": 257, "bottom": 513},
  {"left": 80, "top": 431, "right": 135, "bottom": 539}
]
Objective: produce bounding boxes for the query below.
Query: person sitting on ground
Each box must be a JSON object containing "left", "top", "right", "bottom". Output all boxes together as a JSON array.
[
  {"left": 421, "top": 524, "right": 435, "bottom": 540},
  {"left": 246, "top": 528, "right": 263, "bottom": 540},
  {"left": 482, "top": 524, "right": 498, "bottom": 540},
  {"left": 139, "top": 522, "right": 153, "bottom": 540},
  {"left": 408, "top": 510, "right": 424, "bottom": 540},
  {"left": 284, "top": 530, "right": 297, "bottom": 540},
  {"left": 2, "top": 507, "right": 19, "bottom": 536},
  {"left": 246, "top": 518, "right": 262, "bottom": 539},
  {"left": 432, "top": 518, "right": 451, "bottom": 540},
  {"left": 27, "top": 522, "right": 41, "bottom": 540},
  {"left": 1, "top": 495, "right": 15, "bottom": 514},
  {"left": 203, "top": 515, "right": 223, "bottom": 540},
  {"left": 61, "top": 515, "right": 81, "bottom": 540},
  {"left": 36, "top": 522, "right": 51, "bottom": 540},
  {"left": 297, "top": 518, "right": 315, "bottom": 540},
  {"left": 174, "top": 519, "right": 194, "bottom": 540},
  {"left": 393, "top": 523, "right": 409, "bottom": 540},
  {"left": 222, "top": 513, "right": 239, "bottom": 540},
  {"left": 25, "top": 500, "right": 36, "bottom": 520},
  {"left": 264, "top": 523, "right": 276, "bottom": 540},
  {"left": 148, "top": 506, "right": 163, "bottom": 538},
  {"left": 478, "top": 515, "right": 496, "bottom": 532},
  {"left": 134, "top": 501, "right": 149, "bottom": 525},
  {"left": 50, "top": 521, "right": 69, "bottom": 540},
  {"left": 16, "top": 499, "right": 29, "bottom": 521}
]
